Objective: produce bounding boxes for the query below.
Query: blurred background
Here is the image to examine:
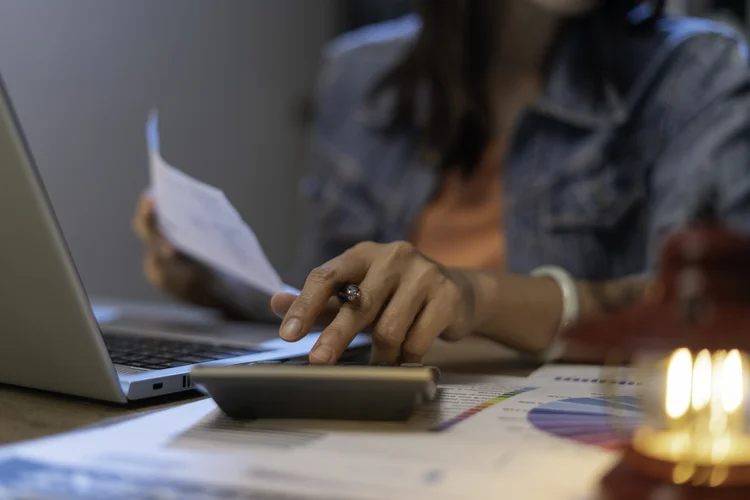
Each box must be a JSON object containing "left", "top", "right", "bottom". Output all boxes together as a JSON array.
[{"left": 0, "top": 0, "right": 746, "bottom": 303}]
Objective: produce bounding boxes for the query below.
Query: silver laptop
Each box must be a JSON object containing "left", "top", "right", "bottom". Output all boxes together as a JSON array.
[{"left": 0, "top": 75, "right": 370, "bottom": 403}]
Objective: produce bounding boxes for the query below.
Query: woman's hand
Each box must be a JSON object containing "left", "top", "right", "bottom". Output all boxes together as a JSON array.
[
  {"left": 270, "top": 241, "right": 478, "bottom": 364},
  {"left": 132, "top": 193, "right": 223, "bottom": 309}
]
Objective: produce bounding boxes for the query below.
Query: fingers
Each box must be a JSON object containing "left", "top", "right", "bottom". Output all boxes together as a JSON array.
[
  {"left": 271, "top": 293, "right": 340, "bottom": 328},
  {"left": 400, "top": 287, "right": 456, "bottom": 363},
  {"left": 270, "top": 293, "right": 298, "bottom": 318},
  {"left": 133, "top": 194, "right": 157, "bottom": 242},
  {"left": 133, "top": 192, "right": 177, "bottom": 254},
  {"left": 133, "top": 192, "right": 181, "bottom": 279},
  {"left": 369, "top": 262, "right": 436, "bottom": 364},
  {"left": 282, "top": 241, "right": 463, "bottom": 365},
  {"left": 279, "top": 243, "right": 376, "bottom": 343},
  {"left": 138, "top": 200, "right": 201, "bottom": 304},
  {"left": 143, "top": 248, "right": 216, "bottom": 307},
  {"left": 308, "top": 257, "right": 399, "bottom": 364},
  {"left": 144, "top": 252, "right": 190, "bottom": 289}
]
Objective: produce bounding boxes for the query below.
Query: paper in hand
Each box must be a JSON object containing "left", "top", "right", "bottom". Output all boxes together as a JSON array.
[{"left": 146, "top": 111, "right": 287, "bottom": 297}]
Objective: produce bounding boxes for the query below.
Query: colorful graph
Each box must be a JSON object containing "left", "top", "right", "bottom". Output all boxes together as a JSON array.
[
  {"left": 432, "top": 387, "right": 537, "bottom": 432},
  {"left": 527, "top": 395, "right": 642, "bottom": 450}
]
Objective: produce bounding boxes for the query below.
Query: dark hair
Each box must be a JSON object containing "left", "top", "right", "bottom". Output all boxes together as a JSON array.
[{"left": 369, "top": 1, "right": 666, "bottom": 176}]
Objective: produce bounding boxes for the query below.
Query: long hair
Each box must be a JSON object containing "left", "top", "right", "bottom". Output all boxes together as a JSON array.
[{"left": 369, "top": 1, "right": 666, "bottom": 176}]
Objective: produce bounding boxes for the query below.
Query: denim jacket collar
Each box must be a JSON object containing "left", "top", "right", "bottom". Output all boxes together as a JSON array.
[
  {"left": 536, "top": 28, "right": 629, "bottom": 129},
  {"left": 358, "top": 18, "right": 630, "bottom": 135}
]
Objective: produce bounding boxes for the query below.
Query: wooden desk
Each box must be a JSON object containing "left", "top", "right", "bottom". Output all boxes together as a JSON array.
[{"left": 0, "top": 335, "right": 537, "bottom": 446}]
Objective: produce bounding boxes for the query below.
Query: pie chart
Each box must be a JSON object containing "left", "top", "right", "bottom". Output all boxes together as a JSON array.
[{"left": 527, "top": 396, "right": 642, "bottom": 450}]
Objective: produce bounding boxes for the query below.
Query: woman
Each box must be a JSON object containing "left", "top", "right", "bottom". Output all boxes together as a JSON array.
[{"left": 135, "top": 1, "right": 750, "bottom": 364}]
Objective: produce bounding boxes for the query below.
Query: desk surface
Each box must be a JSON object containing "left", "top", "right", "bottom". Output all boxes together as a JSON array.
[{"left": 0, "top": 329, "right": 536, "bottom": 446}]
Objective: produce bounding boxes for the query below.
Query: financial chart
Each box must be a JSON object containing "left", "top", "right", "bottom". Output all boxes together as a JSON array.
[{"left": 526, "top": 395, "right": 641, "bottom": 450}]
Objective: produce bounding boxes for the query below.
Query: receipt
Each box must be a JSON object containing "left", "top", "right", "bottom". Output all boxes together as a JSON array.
[{"left": 146, "top": 111, "right": 286, "bottom": 296}]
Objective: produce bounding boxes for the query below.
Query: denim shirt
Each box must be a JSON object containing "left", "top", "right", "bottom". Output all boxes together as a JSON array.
[{"left": 292, "top": 14, "right": 750, "bottom": 286}]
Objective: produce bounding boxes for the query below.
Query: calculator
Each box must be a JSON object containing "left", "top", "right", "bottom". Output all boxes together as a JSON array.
[{"left": 190, "top": 362, "right": 440, "bottom": 422}]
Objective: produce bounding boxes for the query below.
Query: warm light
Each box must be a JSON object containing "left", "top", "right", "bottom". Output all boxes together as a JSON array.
[
  {"left": 711, "top": 433, "right": 731, "bottom": 463},
  {"left": 722, "top": 350, "right": 744, "bottom": 414},
  {"left": 634, "top": 348, "right": 750, "bottom": 469},
  {"left": 710, "top": 351, "right": 728, "bottom": 435},
  {"left": 672, "top": 461, "right": 695, "bottom": 484},
  {"left": 692, "top": 349, "right": 712, "bottom": 411},
  {"left": 666, "top": 348, "right": 693, "bottom": 419}
]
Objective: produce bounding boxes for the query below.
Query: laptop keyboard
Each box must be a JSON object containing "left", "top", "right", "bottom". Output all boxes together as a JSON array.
[{"left": 103, "top": 333, "right": 263, "bottom": 371}]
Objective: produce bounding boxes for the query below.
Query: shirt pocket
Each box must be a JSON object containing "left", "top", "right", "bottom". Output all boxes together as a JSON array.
[{"left": 542, "top": 157, "right": 645, "bottom": 233}]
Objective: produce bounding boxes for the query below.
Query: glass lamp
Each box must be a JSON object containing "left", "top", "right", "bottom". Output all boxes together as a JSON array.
[{"left": 562, "top": 198, "right": 750, "bottom": 499}]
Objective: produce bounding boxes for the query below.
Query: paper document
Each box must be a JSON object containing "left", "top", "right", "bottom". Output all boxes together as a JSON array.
[
  {"left": 0, "top": 387, "right": 534, "bottom": 500},
  {"left": 0, "top": 374, "right": 637, "bottom": 499},
  {"left": 146, "top": 111, "right": 287, "bottom": 296},
  {"left": 0, "top": 451, "right": 423, "bottom": 500},
  {"left": 528, "top": 364, "right": 640, "bottom": 387},
  {"left": 168, "top": 375, "right": 636, "bottom": 465},
  {"left": 171, "top": 382, "right": 537, "bottom": 454}
]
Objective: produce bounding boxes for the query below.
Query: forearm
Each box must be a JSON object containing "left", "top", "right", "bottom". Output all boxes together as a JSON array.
[{"left": 459, "top": 269, "right": 648, "bottom": 357}]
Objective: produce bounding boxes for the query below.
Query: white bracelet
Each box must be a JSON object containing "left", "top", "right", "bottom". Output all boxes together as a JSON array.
[{"left": 530, "top": 266, "right": 580, "bottom": 363}]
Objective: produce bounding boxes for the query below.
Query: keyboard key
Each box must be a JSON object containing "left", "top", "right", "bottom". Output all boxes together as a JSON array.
[
  {"left": 114, "top": 355, "right": 147, "bottom": 363},
  {"left": 103, "top": 332, "right": 266, "bottom": 371},
  {"left": 160, "top": 360, "right": 192, "bottom": 368},
  {"left": 191, "top": 352, "right": 226, "bottom": 360},
  {"left": 210, "top": 347, "right": 256, "bottom": 356},
  {"left": 140, "top": 357, "right": 168, "bottom": 365},
  {"left": 174, "top": 355, "right": 212, "bottom": 364}
]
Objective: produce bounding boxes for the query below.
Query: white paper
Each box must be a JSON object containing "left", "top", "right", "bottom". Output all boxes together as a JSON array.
[
  {"left": 168, "top": 376, "right": 635, "bottom": 468},
  {"left": 528, "top": 364, "right": 640, "bottom": 387},
  {"left": 169, "top": 379, "right": 535, "bottom": 456},
  {"left": 146, "top": 111, "right": 286, "bottom": 296},
  {"left": 0, "top": 393, "right": 523, "bottom": 500},
  {"left": 0, "top": 448, "right": 404, "bottom": 500},
  {"left": 0, "top": 444, "right": 608, "bottom": 500},
  {"left": 2, "top": 444, "right": 515, "bottom": 500},
  {"left": 488, "top": 446, "right": 617, "bottom": 500},
  {"left": 0, "top": 375, "right": 637, "bottom": 499}
]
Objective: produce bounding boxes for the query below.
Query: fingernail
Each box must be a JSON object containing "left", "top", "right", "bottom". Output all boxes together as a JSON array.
[
  {"left": 310, "top": 345, "right": 334, "bottom": 364},
  {"left": 280, "top": 318, "right": 302, "bottom": 340}
]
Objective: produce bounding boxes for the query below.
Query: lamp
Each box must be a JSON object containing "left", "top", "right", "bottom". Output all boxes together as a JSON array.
[{"left": 562, "top": 194, "right": 750, "bottom": 499}]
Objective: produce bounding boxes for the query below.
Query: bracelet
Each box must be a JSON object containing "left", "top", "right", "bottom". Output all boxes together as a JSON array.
[{"left": 530, "top": 266, "right": 580, "bottom": 363}]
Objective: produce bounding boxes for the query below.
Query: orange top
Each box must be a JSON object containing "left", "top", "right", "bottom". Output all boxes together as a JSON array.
[{"left": 411, "top": 142, "right": 505, "bottom": 269}]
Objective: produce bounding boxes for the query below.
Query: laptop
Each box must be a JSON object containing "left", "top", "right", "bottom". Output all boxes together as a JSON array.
[{"left": 0, "top": 75, "right": 370, "bottom": 403}]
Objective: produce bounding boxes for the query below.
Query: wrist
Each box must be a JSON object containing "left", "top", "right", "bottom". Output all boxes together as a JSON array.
[
  {"left": 449, "top": 269, "right": 501, "bottom": 336},
  {"left": 460, "top": 270, "right": 569, "bottom": 353},
  {"left": 529, "top": 266, "right": 581, "bottom": 362}
]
